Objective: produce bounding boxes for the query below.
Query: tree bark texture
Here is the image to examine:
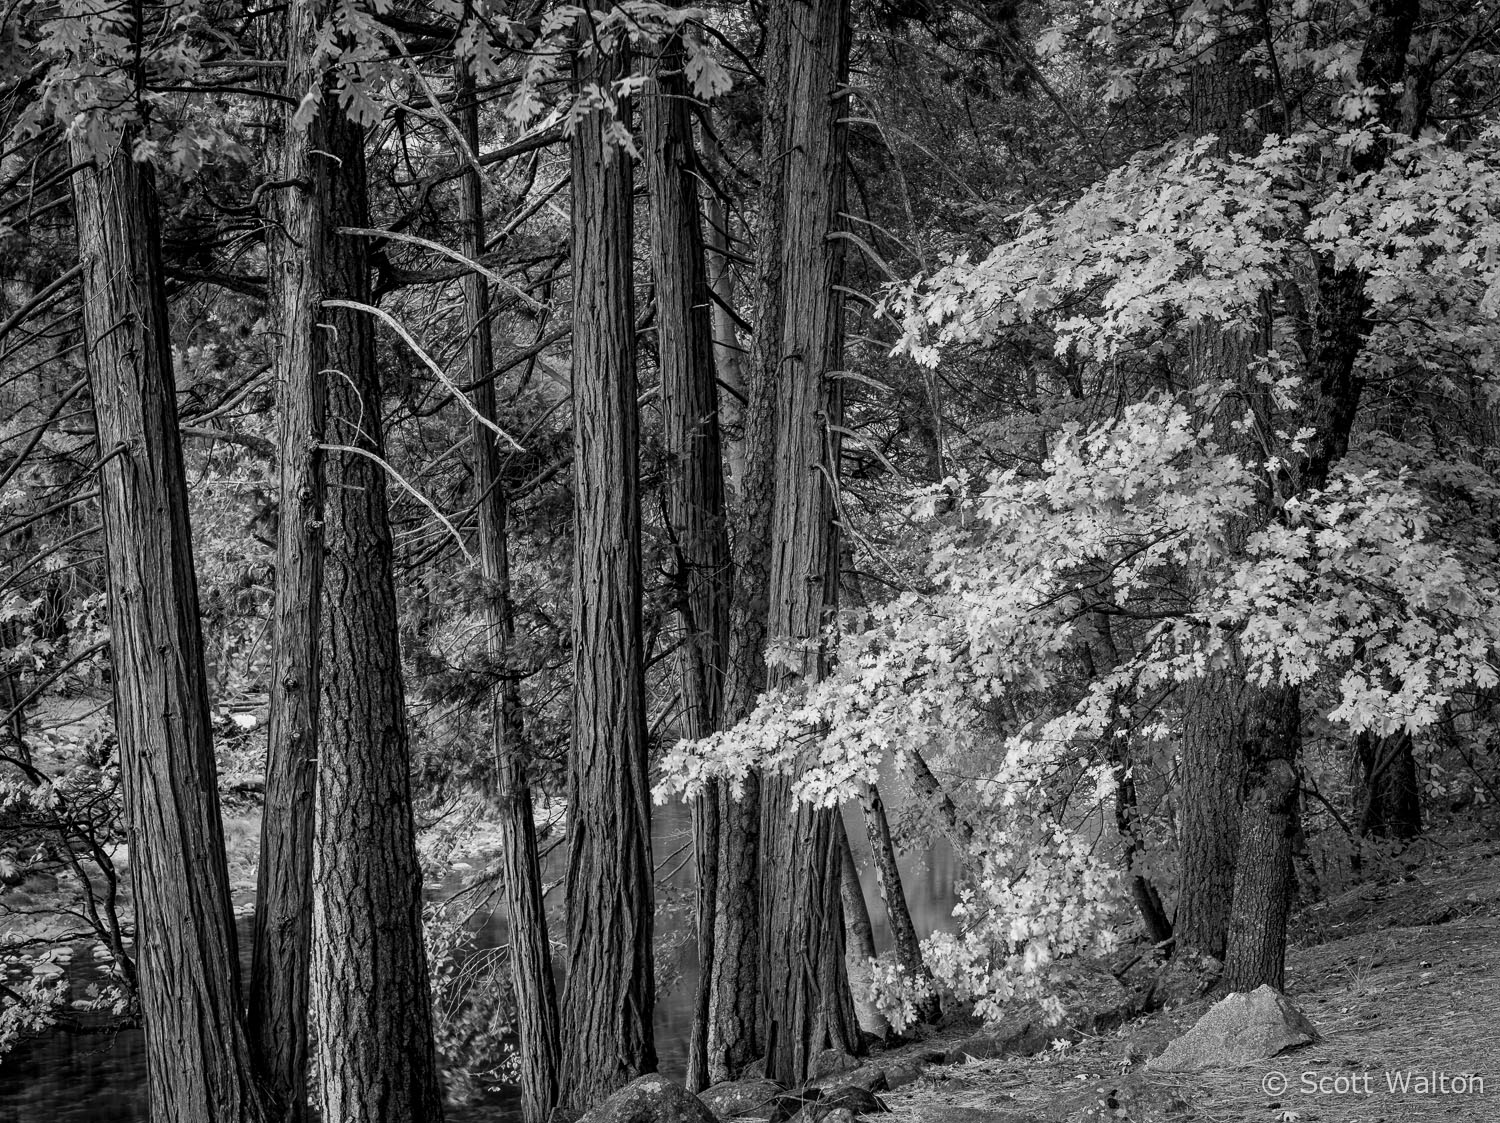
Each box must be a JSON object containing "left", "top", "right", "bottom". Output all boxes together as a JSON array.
[
  {"left": 1222, "top": 687, "right": 1301, "bottom": 991},
  {"left": 703, "top": 2, "right": 793, "bottom": 1083},
  {"left": 907, "top": 746, "right": 974, "bottom": 850},
  {"left": 305, "top": 62, "right": 446, "bottom": 1123},
  {"left": 560, "top": 4, "right": 657, "bottom": 1109},
  {"left": 1219, "top": 1, "right": 1420, "bottom": 988},
  {"left": 859, "top": 784, "right": 939, "bottom": 1023},
  {"left": 1177, "top": 40, "right": 1273, "bottom": 963},
  {"left": 644, "top": 18, "right": 732, "bottom": 1095},
  {"left": 1175, "top": 667, "right": 1249, "bottom": 958},
  {"left": 757, "top": 0, "right": 860, "bottom": 1086},
  {"left": 458, "top": 68, "right": 561, "bottom": 1123},
  {"left": 247, "top": 6, "right": 328, "bottom": 1114},
  {"left": 70, "top": 134, "right": 269, "bottom": 1123},
  {"left": 837, "top": 819, "right": 889, "bottom": 1037}
]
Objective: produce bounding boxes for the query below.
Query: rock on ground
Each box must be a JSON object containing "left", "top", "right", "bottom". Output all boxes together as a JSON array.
[
  {"left": 698, "top": 1078, "right": 783, "bottom": 1120},
  {"left": 1147, "top": 984, "right": 1319, "bottom": 1072},
  {"left": 578, "top": 1075, "right": 718, "bottom": 1123}
]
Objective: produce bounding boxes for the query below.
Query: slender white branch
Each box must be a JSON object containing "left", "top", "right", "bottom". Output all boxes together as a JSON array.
[
  {"left": 322, "top": 298, "right": 526, "bottom": 452},
  {"left": 319, "top": 442, "right": 474, "bottom": 563},
  {"left": 337, "top": 227, "right": 547, "bottom": 315}
]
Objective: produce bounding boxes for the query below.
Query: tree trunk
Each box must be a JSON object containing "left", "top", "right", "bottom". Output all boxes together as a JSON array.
[
  {"left": 758, "top": 0, "right": 860, "bottom": 1086},
  {"left": 837, "top": 819, "right": 889, "bottom": 1038},
  {"left": 701, "top": 134, "right": 747, "bottom": 498},
  {"left": 306, "top": 41, "right": 446, "bottom": 1122},
  {"left": 69, "top": 132, "right": 269, "bottom": 1123},
  {"left": 457, "top": 68, "right": 561, "bottom": 1123},
  {"left": 1301, "top": 0, "right": 1418, "bottom": 495},
  {"left": 1220, "top": 0, "right": 1421, "bottom": 990},
  {"left": 644, "top": 15, "right": 732, "bottom": 1095},
  {"left": 1355, "top": 731, "right": 1422, "bottom": 840},
  {"left": 247, "top": 6, "right": 327, "bottom": 1114},
  {"left": 560, "top": 4, "right": 657, "bottom": 1109},
  {"left": 858, "top": 784, "right": 939, "bottom": 1024},
  {"left": 703, "top": 1, "right": 794, "bottom": 1084},
  {"left": 1176, "top": 33, "right": 1273, "bottom": 962},
  {"left": 1175, "top": 669, "right": 1249, "bottom": 958},
  {"left": 1222, "top": 687, "right": 1301, "bottom": 991},
  {"left": 1111, "top": 748, "right": 1173, "bottom": 948},
  {"left": 907, "top": 746, "right": 973, "bottom": 850}
]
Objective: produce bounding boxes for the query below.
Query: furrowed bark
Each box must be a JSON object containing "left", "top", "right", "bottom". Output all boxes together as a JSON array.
[
  {"left": 1175, "top": 665, "right": 1249, "bottom": 958},
  {"left": 457, "top": 66, "right": 561, "bottom": 1123},
  {"left": 704, "top": 2, "right": 792, "bottom": 1083},
  {"left": 70, "top": 131, "right": 269, "bottom": 1123},
  {"left": 1222, "top": 687, "right": 1301, "bottom": 991},
  {"left": 306, "top": 25, "right": 445, "bottom": 1119},
  {"left": 1218, "top": 0, "right": 1423, "bottom": 989},
  {"left": 758, "top": 0, "right": 860, "bottom": 1085},
  {"left": 1177, "top": 28, "right": 1273, "bottom": 962},
  {"left": 248, "top": 5, "right": 326, "bottom": 1114},
  {"left": 560, "top": 3, "right": 657, "bottom": 1109},
  {"left": 644, "top": 14, "right": 732, "bottom": 1094}
]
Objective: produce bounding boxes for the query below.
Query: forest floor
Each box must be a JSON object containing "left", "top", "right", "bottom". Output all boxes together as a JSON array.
[{"left": 877, "top": 826, "right": 1500, "bottom": 1123}]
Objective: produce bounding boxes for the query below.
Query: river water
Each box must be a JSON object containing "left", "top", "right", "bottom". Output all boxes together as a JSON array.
[{"left": 0, "top": 806, "right": 955, "bottom": 1122}]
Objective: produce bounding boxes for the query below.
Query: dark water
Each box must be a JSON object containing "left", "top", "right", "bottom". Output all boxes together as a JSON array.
[{"left": 0, "top": 806, "right": 955, "bottom": 1122}]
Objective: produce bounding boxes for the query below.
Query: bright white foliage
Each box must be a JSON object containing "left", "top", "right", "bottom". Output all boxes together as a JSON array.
[
  {"left": 657, "top": 397, "right": 1500, "bottom": 1018},
  {"left": 886, "top": 129, "right": 1500, "bottom": 365}
]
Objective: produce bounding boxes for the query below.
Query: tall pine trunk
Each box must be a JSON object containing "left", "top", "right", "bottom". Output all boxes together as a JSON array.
[
  {"left": 758, "top": 0, "right": 860, "bottom": 1084},
  {"left": 304, "top": 33, "right": 446, "bottom": 1120},
  {"left": 456, "top": 67, "right": 561, "bottom": 1123},
  {"left": 560, "top": 3, "right": 657, "bottom": 1109},
  {"left": 70, "top": 132, "right": 269, "bottom": 1123},
  {"left": 703, "top": 1, "right": 793, "bottom": 1083},
  {"left": 248, "top": 5, "right": 327, "bottom": 1114},
  {"left": 644, "top": 15, "right": 732, "bottom": 1094}
]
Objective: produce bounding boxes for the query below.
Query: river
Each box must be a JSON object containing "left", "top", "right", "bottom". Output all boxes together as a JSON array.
[{"left": 0, "top": 805, "right": 955, "bottom": 1122}]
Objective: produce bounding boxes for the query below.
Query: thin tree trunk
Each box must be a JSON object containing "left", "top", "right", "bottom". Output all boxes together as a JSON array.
[
  {"left": 758, "top": 0, "right": 860, "bottom": 1085},
  {"left": 907, "top": 746, "right": 973, "bottom": 850},
  {"left": 858, "top": 784, "right": 939, "bottom": 1024},
  {"left": 248, "top": 5, "right": 327, "bottom": 1113},
  {"left": 837, "top": 819, "right": 889, "bottom": 1038},
  {"left": 456, "top": 66, "right": 561, "bottom": 1123},
  {"left": 644, "top": 15, "right": 732, "bottom": 1094},
  {"left": 701, "top": 135, "right": 747, "bottom": 498},
  {"left": 70, "top": 131, "right": 269, "bottom": 1123},
  {"left": 560, "top": 3, "right": 657, "bottom": 1109},
  {"left": 1112, "top": 749, "right": 1173, "bottom": 948},
  {"left": 1355, "top": 731, "right": 1422, "bottom": 840},
  {"left": 1086, "top": 612, "right": 1173, "bottom": 948},
  {"left": 306, "top": 32, "right": 445, "bottom": 1119}
]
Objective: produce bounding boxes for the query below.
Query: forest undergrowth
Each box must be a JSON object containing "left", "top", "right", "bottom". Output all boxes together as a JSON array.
[{"left": 879, "top": 826, "right": 1500, "bottom": 1123}]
